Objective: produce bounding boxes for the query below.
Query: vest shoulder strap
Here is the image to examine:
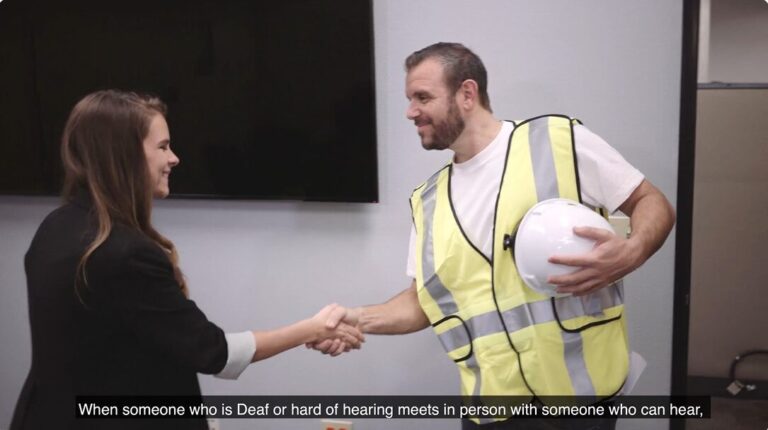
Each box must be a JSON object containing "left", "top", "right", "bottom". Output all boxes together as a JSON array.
[
  {"left": 510, "top": 114, "right": 582, "bottom": 128},
  {"left": 411, "top": 163, "right": 450, "bottom": 198}
]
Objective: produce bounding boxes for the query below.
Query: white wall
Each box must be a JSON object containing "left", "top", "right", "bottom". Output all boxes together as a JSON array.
[{"left": 0, "top": 1, "right": 682, "bottom": 429}]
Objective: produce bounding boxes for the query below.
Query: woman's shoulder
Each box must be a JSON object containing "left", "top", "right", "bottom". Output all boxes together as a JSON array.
[
  {"left": 36, "top": 202, "right": 158, "bottom": 259},
  {"left": 84, "top": 225, "right": 174, "bottom": 292},
  {"left": 99, "top": 224, "right": 169, "bottom": 266},
  {"left": 28, "top": 201, "right": 93, "bottom": 255},
  {"left": 38, "top": 200, "right": 90, "bottom": 230}
]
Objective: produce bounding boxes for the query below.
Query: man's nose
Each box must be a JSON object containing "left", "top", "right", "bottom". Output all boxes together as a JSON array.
[{"left": 406, "top": 103, "right": 419, "bottom": 120}]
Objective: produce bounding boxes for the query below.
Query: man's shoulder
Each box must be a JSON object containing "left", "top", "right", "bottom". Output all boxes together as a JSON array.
[{"left": 411, "top": 164, "right": 451, "bottom": 197}]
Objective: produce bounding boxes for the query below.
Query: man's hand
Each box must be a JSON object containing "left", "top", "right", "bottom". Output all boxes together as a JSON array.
[
  {"left": 306, "top": 303, "right": 365, "bottom": 357},
  {"left": 306, "top": 283, "right": 431, "bottom": 356},
  {"left": 308, "top": 304, "right": 364, "bottom": 357},
  {"left": 547, "top": 226, "right": 642, "bottom": 296},
  {"left": 548, "top": 179, "right": 675, "bottom": 297}
]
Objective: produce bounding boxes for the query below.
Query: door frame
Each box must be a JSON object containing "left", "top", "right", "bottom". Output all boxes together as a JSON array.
[{"left": 671, "top": 0, "right": 699, "bottom": 428}]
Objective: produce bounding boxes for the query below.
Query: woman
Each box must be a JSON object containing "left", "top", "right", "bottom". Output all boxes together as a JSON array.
[{"left": 11, "top": 90, "right": 362, "bottom": 429}]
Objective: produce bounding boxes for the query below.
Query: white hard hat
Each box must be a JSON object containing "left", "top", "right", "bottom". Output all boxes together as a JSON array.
[{"left": 513, "top": 198, "right": 613, "bottom": 297}]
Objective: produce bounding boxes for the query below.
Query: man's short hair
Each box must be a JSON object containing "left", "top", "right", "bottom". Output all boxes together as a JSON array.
[{"left": 405, "top": 42, "right": 492, "bottom": 111}]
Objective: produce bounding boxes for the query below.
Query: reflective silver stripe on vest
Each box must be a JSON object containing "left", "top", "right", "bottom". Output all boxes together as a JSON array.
[
  {"left": 464, "top": 356, "right": 494, "bottom": 424},
  {"left": 437, "top": 285, "right": 623, "bottom": 350},
  {"left": 552, "top": 284, "right": 623, "bottom": 321},
  {"left": 562, "top": 331, "right": 597, "bottom": 397},
  {"left": 420, "top": 170, "right": 459, "bottom": 316},
  {"left": 528, "top": 117, "right": 559, "bottom": 201},
  {"left": 437, "top": 311, "right": 505, "bottom": 352},
  {"left": 466, "top": 354, "right": 481, "bottom": 396},
  {"left": 528, "top": 116, "right": 594, "bottom": 396}
]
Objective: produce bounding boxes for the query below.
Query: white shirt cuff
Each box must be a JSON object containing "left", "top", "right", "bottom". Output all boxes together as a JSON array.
[{"left": 215, "top": 331, "right": 256, "bottom": 380}]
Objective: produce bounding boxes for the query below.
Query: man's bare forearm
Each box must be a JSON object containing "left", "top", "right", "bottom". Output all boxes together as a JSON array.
[
  {"left": 356, "top": 281, "right": 430, "bottom": 335},
  {"left": 620, "top": 179, "right": 676, "bottom": 267}
]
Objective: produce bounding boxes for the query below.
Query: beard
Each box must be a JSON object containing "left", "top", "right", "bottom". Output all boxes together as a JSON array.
[{"left": 421, "top": 102, "right": 465, "bottom": 150}]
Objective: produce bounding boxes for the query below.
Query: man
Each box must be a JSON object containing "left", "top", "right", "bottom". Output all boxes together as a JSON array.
[{"left": 313, "top": 42, "right": 675, "bottom": 429}]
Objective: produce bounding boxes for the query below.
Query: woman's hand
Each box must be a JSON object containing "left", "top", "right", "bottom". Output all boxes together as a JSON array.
[{"left": 308, "top": 304, "right": 364, "bottom": 356}]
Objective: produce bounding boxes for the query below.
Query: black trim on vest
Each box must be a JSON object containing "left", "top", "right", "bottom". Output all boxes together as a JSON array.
[
  {"left": 446, "top": 165, "right": 492, "bottom": 265},
  {"left": 570, "top": 118, "right": 584, "bottom": 204},
  {"left": 408, "top": 197, "right": 416, "bottom": 237},
  {"left": 432, "top": 314, "right": 474, "bottom": 363},
  {"left": 550, "top": 297, "right": 623, "bottom": 333},
  {"left": 411, "top": 164, "right": 451, "bottom": 247},
  {"left": 599, "top": 379, "right": 627, "bottom": 405},
  {"left": 507, "top": 114, "right": 583, "bottom": 202},
  {"left": 513, "top": 113, "right": 571, "bottom": 128},
  {"left": 490, "top": 119, "right": 537, "bottom": 398}
]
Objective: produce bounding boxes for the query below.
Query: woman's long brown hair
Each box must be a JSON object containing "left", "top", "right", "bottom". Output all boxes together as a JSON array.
[{"left": 61, "top": 90, "right": 187, "bottom": 298}]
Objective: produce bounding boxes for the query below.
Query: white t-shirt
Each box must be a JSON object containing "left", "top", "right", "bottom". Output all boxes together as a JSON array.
[{"left": 405, "top": 120, "right": 644, "bottom": 278}]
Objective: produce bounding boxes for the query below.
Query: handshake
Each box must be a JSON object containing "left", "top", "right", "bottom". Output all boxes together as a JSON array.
[
  {"left": 252, "top": 287, "right": 425, "bottom": 362},
  {"left": 305, "top": 304, "right": 364, "bottom": 357}
]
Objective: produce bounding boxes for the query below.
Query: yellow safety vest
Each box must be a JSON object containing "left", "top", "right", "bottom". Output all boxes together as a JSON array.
[{"left": 410, "top": 115, "right": 628, "bottom": 422}]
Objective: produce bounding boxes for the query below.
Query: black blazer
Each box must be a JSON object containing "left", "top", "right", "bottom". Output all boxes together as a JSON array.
[{"left": 12, "top": 192, "right": 229, "bottom": 429}]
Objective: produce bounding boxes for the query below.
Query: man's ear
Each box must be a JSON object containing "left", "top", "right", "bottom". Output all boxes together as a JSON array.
[{"left": 458, "top": 79, "right": 480, "bottom": 109}]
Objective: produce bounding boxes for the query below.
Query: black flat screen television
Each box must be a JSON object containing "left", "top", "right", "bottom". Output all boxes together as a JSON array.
[{"left": 0, "top": 0, "right": 378, "bottom": 202}]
